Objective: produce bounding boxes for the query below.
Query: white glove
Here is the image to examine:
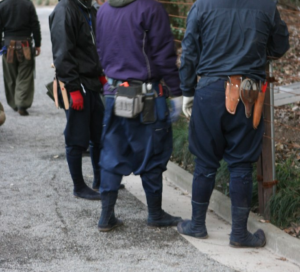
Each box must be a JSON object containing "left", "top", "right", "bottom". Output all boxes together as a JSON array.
[
  {"left": 170, "top": 96, "right": 183, "bottom": 122},
  {"left": 182, "top": 96, "right": 194, "bottom": 118}
]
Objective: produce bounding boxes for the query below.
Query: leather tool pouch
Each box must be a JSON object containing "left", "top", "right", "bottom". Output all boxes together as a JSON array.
[
  {"left": 15, "top": 41, "right": 25, "bottom": 62},
  {"left": 252, "top": 83, "right": 267, "bottom": 129},
  {"left": 239, "top": 78, "right": 258, "bottom": 118},
  {"left": 22, "top": 41, "right": 31, "bottom": 60},
  {"left": 225, "top": 75, "right": 242, "bottom": 115},
  {"left": 114, "top": 85, "right": 144, "bottom": 118},
  {"left": 6, "top": 40, "right": 16, "bottom": 63}
]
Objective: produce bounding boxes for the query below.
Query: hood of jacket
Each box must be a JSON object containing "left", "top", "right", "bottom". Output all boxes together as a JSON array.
[{"left": 108, "top": 0, "right": 136, "bottom": 7}]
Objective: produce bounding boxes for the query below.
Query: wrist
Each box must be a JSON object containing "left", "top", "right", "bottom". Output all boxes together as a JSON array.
[{"left": 99, "top": 76, "right": 107, "bottom": 85}]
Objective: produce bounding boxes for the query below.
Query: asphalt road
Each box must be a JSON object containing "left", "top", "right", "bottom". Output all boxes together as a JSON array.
[{"left": 0, "top": 7, "right": 234, "bottom": 272}]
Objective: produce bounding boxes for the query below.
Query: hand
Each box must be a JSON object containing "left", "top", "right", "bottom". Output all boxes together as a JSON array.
[
  {"left": 182, "top": 96, "right": 194, "bottom": 118},
  {"left": 98, "top": 76, "right": 107, "bottom": 85},
  {"left": 70, "top": 90, "right": 84, "bottom": 110},
  {"left": 35, "top": 47, "right": 41, "bottom": 57},
  {"left": 170, "top": 96, "right": 183, "bottom": 123}
]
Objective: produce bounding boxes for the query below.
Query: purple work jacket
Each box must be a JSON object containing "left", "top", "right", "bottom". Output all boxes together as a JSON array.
[{"left": 96, "top": 0, "right": 181, "bottom": 97}]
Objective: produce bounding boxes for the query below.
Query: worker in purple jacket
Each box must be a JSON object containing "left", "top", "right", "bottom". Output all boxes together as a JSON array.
[{"left": 96, "top": 0, "right": 183, "bottom": 232}]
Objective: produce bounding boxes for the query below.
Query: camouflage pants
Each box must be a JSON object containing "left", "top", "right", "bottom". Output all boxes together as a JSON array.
[{"left": 2, "top": 53, "right": 35, "bottom": 110}]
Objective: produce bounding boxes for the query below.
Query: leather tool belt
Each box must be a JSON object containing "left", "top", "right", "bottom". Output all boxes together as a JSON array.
[
  {"left": 6, "top": 39, "right": 32, "bottom": 63},
  {"left": 225, "top": 75, "right": 266, "bottom": 129}
]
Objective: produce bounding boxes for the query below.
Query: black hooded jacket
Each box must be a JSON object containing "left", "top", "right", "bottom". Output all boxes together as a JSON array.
[
  {"left": 49, "top": 0, "right": 103, "bottom": 93},
  {"left": 0, "top": 0, "right": 41, "bottom": 47}
]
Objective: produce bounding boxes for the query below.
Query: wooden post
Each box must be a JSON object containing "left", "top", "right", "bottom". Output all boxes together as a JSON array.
[{"left": 257, "top": 61, "right": 277, "bottom": 220}]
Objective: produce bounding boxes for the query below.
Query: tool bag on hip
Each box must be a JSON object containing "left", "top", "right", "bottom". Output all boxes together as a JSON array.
[
  {"left": 225, "top": 75, "right": 265, "bottom": 129},
  {"left": 6, "top": 40, "right": 32, "bottom": 63},
  {"left": 114, "top": 84, "right": 144, "bottom": 118}
]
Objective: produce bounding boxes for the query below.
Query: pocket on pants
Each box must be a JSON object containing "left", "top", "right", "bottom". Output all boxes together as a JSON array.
[{"left": 153, "top": 125, "right": 172, "bottom": 154}]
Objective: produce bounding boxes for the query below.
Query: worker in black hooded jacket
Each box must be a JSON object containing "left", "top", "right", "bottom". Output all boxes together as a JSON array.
[{"left": 49, "top": 0, "right": 107, "bottom": 200}]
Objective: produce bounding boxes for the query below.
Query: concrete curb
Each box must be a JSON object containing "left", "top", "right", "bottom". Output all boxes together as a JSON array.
[{"left": 163, "top": 161, "right": 300, "bottom": 266}]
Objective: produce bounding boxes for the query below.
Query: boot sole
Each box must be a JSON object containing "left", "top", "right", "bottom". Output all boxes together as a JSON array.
[
  {"left": 147, "top": 222, "right": 182, "bottom": 228},
  {"left": 229, "top": 240, "right": 266, "bottom": 248},
  {"left": 73, "top": 195, "right": 101, "bottom": 201},
  {"left": 98, "top": 221, "right": 124, "bottom": 232},
  {"left": 179, "top": 232, "right": 209, "bottom": 239}
]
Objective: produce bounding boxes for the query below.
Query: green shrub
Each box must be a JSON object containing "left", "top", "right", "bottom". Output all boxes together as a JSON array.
[{"left": 270, "top": 159, "right": 300, "bottom": 228}]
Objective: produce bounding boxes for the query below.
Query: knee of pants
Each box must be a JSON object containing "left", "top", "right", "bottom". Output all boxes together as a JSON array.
[
  {"left": 228, "top": 163, "right": 253, "bottom": 182},
  {"left": 141, "top": 170, "right": 163, "bottom": 194},
  {"left": 100, "top": 169, "right": 122, "bottom": 193},
  {"left": 194, "top": 164, "right": 217, "bottom": 180},
  {"left": 66, "top": 145, "right": 85, "bottom": 156},
  {"left": 89, "top": 140, "right": 100, "bottom": 149}
]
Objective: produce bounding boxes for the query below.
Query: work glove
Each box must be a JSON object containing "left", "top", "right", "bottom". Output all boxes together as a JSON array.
[
  {"left": 182, "top": 96, "right": 194, "bottom": 118},
  {"left": 170, "top": 96, "right": 183, "bottom": 123},
  {"left": 98, "top": 76, "right": 108, "bottom": 86},
  {"left": 70, "top": 90, "right": 84, "bottom": 110}
]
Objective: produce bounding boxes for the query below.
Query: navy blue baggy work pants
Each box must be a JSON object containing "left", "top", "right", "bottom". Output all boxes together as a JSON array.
[
  {"left": 99, "top": 96, "right": 173, "bottom": 194},
  {"left": 64, "top": 88, "right": 104, "bottom": 150},
  {"left": 189, "top": 79, "right": 264, "bottom": 205}
]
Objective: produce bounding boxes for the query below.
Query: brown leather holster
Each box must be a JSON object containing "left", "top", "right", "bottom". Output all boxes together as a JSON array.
[
  {"left": 225, "top": 75, "right": 242, "bottom": 115},
  {"left": 15, "top": 41, "right": 25, "bottom": 62},
  {"left": 22, "top": 40, "right": 32, "bottom": 60},
  {"left": 225, "top": 75, "right": 265, "bottom": 129},
  {"left": 239, "top": 78, "right": 259, "bottom": 118},
  {"left": 6, "top": 40, "right": 16, "bottom": 63}
]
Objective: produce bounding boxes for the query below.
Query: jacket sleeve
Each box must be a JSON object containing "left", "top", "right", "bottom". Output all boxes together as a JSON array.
[
  {"left": 29, "top": 2, "right": 41, "bottom": 47},
  {"left": 179, "top": 4, "right": 200, "bottom": 97},
  {"left": 267, "top": 8, "right": 289, "bottom": 58},
  {"left": 49, "top": 6, "right": 81, "bottom": 92},
  {"left": 146, "top": 3, "right": 182, "bottom": 97}
]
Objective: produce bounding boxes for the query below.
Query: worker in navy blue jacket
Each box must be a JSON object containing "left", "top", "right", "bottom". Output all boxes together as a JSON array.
[
  {"left": 178, "top": 0, "right": 289, "bottom": 248},
  {"left": 96, "top": 0, "right": 183, "bottom": 232}
]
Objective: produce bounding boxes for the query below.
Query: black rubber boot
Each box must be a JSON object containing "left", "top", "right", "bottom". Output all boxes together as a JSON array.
[
  {"left": 146, "top": 193, "right": 182, "bottom": 227},
  {"left": 177, "top": 201, "right": 209, "bottom": 239},
  {"left": 230, "top": 206, "right": 266, "bottom": 248},
  {"left": 98, "top": 191, "right": 123, "bottom": 232},
  {"left": 66, "top": 146, "right": 101, "bottom": 200},
  {"left": 89, "top": 142, "right": 101, "bottom": 191},
  {"left": 92, "top": 181, "right": 125, "bottom": 192}
]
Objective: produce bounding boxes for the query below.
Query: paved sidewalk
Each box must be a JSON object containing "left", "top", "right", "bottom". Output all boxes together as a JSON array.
[{"left": 125, "top": 173, "right": 300, "bottom": 272}]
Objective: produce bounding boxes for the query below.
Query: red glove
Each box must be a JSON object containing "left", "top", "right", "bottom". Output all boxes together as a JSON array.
[
  {"left": 98, "top": 76, "right": 107, "bottom": 85},
  {"left": 70, "top": 90, "right": 84, "bottom": 110}
]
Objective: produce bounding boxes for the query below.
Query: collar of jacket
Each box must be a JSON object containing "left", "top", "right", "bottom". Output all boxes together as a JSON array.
[
  {"left": 76, "top": 0, "right": 92, "bottom": 9},
  {"left": 108, "top": 0, "right": 136, "bottom": 7}
]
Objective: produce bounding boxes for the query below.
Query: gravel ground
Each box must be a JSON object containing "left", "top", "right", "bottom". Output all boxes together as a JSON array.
[{"left": 0, "top": 7, "right": 234, "bottom": 272}]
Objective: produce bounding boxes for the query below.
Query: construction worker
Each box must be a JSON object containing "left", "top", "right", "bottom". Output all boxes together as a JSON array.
[
  {"left": 178, "top": 0, "right": 289, "bottom": 247},
  {"left": 0, "top": 0, "right": 41, "bottom": 116},
  {"left": 49, "top": 0, "right": 107, "bottom": 200},
  {"left": 96, "top": 0, "right": 183, "bottom": 231}
]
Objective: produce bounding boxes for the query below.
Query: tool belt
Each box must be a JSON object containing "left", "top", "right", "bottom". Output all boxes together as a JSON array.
[
  {"left": 6, "top": 39, "right": 32, "bottom": 64},
  {"left": 225, "top": 75, "right": 266, "bottom": 129},
  {"left": 114, "top": 82, "right": 145, "bottom": 118}
]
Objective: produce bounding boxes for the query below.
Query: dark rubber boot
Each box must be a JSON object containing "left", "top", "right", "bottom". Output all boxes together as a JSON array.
[
  {"left": 177, "top": 201, "right": 209, "bottom": 239},
  {"left": 89, "top": 142, "right": 101, "bottom": 191},
  {"left": 230, "top": 206, "right": 266, "bottom": 248},
  {"left": 98, "top": 191, "right": 123, "bottom": 232},
  {"left": 92, "top": 181, "right": 125, "bottom": 192},
  {"left": 66, "top": 146, "right": 101, "bottom": 200},
  {"left": 146, "top": 193, "right": 182, "bottom": 227}
]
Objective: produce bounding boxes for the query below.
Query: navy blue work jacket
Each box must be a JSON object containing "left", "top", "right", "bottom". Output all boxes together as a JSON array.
[{"left": 180, "top": 0, "right": 290, "bottom": 97}]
